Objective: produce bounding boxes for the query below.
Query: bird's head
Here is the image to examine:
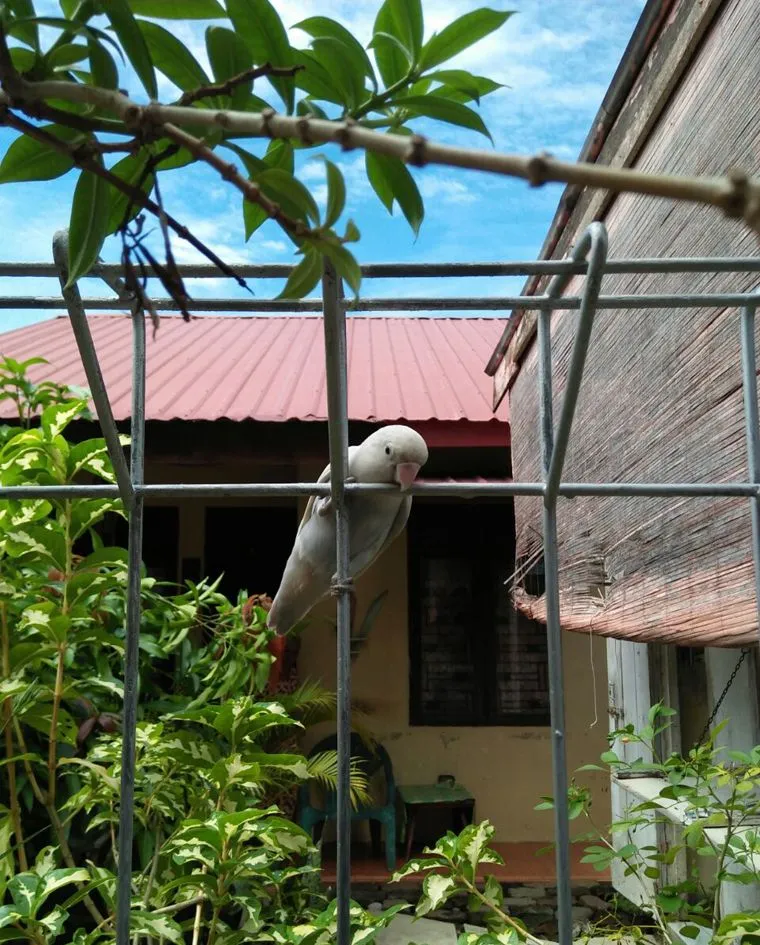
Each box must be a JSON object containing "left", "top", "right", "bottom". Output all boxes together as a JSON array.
[{"left": 354, "top": 425, "right": 429, "bottom": 490}]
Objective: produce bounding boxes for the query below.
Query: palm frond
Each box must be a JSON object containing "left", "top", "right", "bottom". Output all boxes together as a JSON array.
[
  {"left": 307, "top": 750, "right": 371, "bottom": 808},
  {"left": 279, "top": 679, "right": 338, "bottom": 725}
]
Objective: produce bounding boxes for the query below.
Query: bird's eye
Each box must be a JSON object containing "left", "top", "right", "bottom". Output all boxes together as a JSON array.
[{"left": 384, "top": 446, "right": 391, "bottom": 456}]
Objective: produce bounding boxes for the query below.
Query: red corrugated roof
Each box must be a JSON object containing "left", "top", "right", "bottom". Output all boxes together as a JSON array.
[{"left": 0, "top": 315, "right": 509, "bottom": 426}]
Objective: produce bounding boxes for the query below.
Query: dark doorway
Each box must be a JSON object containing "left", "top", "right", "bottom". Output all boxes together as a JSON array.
[
  {"left": 76, "top": 506, "right": 180, "bottom": 587},
  {"left": 204, "top": 505, "right": 299, "bottom": 602}
]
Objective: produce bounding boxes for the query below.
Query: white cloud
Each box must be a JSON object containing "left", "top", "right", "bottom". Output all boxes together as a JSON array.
[
  {"left": 259, "top": 239, "right": 289, "bottom": 253},
  {"left": 418, "top": 175, "right": 477, "bottom": 205}
]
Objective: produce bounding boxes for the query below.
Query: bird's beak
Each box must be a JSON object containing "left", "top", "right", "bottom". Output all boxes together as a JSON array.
[{"left": 395, "top": 462, "right": 420, "bottom": 491}]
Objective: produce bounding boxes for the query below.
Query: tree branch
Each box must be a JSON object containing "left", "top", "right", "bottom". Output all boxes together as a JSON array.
[
  {"left": 3, "top": 79, "right": 759, "bottom": 235},
  {"left": 0, "top": 109, "right": 249, "bottom": 290},
  {"left": 19, "top": 99, "right": 133, "bottom": 135},
  {"left": 177, "top": 62, "right": 304, "bottom": 107},
  {"left": 162, "top": 121, "right": 311, "bottom": 240}
]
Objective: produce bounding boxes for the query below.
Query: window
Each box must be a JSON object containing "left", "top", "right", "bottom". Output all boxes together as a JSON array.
[
  {"left": 77, "top": 506, "right": 180, "bottom": 586},
  {"left": 204, "top": 505, "right": 298, "bottom": 602},
  {"left": 408, "top": 502, "right": 550, "bottom": 727}
]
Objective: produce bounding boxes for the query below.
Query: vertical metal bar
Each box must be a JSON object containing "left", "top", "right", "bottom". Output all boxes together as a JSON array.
[
  {"left": 52, "top": 230, "right": 134, "bottom": 507},
  {"left": 546, "top": 223, "right": 608, "bottom": 499},
  {"left": 115, "top": 311, "right": 146, "bottom": 945},
  {"left": 321, "top": 261, "right": 352, "bottom": 945},
  {"left": 538, "top": 295, "right": 572, "bottom": 945},
  {"left": 739, "top": 295, "right": 760, "bottom": 649}
]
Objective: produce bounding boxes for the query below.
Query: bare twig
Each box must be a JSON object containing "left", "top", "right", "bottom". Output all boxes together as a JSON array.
[
  {"left": 5, "top": 79, "right": 758, "bottom": 235},
  {"left": 0, "top": 109, "right": 248, "bottom": 290},
  {"left": 153, "top": 897, "right": 206, "bottom": 916},
  {"left": 91, "top": 138, "right": 141, "bottom": 154},
  {"left": 177, "top": 62, "right": 303, "bottom": 107},
  {"left": 162, "top": 121, "right": 311, "bottom": 240}
]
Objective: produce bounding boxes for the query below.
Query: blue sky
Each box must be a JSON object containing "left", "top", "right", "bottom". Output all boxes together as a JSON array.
[{"left": 0, "top": 0, "right": 645, "bottom": 332}]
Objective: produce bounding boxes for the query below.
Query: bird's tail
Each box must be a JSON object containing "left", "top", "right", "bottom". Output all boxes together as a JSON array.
[{"left": 267, "top": 571, "right": 327, "bottom": 637}]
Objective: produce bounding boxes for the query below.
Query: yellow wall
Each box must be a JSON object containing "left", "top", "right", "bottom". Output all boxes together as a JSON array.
[
  {"left": 147, "top": 455, "right": 611, "bottom": 843},
  {"left": 299, "top": 525, "right": 610, "bottom": 844}
]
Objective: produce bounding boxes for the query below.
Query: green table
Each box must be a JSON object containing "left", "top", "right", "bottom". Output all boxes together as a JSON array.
[{"left": 397, "top": 783, "right": 475, "bottom": 859}]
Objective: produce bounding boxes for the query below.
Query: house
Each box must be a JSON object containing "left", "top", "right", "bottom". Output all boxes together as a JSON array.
[
  {"left": 486, "top": 0, "right": 760, "bottom": 909},
  {"left": 0, "top": 312, "right": 608, "bottom": 880}
]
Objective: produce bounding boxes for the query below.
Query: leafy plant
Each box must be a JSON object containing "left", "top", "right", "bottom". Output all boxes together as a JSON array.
[
  {"left": 534, "top": 703, "right": 760, "bottom": 945},
  {"left": 391, "top": 820, "right": 544, "bottom": 945},
  {"left": 0, "top": 0, "right": 510, "bottom": 303},
  {"left": 0, "top": 358, "right": 394, "bottom": 944},
  {"left": 392, "top": 705, "right": 760, "bottom": 945},
  {"left": 328, "top": 589, "right": 389, "bottom": 662}
]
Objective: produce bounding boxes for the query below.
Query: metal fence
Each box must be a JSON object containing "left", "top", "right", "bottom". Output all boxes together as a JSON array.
[{"left": 2, "top": 221, "right": 760, "bottom": 945}]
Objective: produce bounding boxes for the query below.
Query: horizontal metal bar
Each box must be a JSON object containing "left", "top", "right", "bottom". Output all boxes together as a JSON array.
[
  {"left": 5, "top": 257, "right": 760, "bottom": 280},
  {"left": 6, "top": 292, "right": 760, "bottom": 314},
  {"left": 4, "top": 481, "right": 760, "bottom": 500}
]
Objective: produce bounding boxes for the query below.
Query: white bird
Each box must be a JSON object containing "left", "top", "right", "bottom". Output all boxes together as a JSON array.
[{"left": 267, "top": 425, "right": 429, "bottom": 636}]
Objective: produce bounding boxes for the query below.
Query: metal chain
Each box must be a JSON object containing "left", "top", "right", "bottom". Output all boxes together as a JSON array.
[{"left": 695, "top": 646, "right": 752, "bottom": 747}]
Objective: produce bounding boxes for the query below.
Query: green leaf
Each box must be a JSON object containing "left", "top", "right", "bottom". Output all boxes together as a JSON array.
[
  {"left": 223, "top": 141, "right": 267, "bottom": 178},
  {"left": 205, "top": 25, "right": 264, "bottom": 110},
  {"left": 6, "top": 0, "right": 39, "bottom": 50},
  {"left": 66, "top": 163, "right": 111, "bottom": 286},
  {"left": 365, "top": 151, "right": 423, "bottom": 236},
  {"left": 367, "top": 30, "right": 412, "bottom": 79},
  {"left": 264, "top": 138, "right": 294, "bottom": 174},
  {"left": 322, "top": 157, "right": 346, "bottom": 228},
  {"left": 9, "top": 46, "right": 37, "bottom": 72},
  {"left": 419, "top": 874, "right": 456, "bottom": 913},
  {"left": 88, "top": 39, "right": 118, "bottom": 89},
  {"left": 47, "top": 42, "right": 89, "bottom": 69},
  {"left": 255, "top": 167, "right": 320, "bottom": 225},
  {"left": 427, "top": 69, "right": 501, "bottom": 104},
  {"left": 294, "top": 16, "right": 377, "bottom": 90},
  {"left": 58, "top": 758, "right": 119, "bottom": 791},
  {"left": 129, "top": 912, "right": 184, "bottom": 944},
  {"left": 104, "top": 0, "right": 157, "bottom": 99},
  {"left": 0, "top": 906, "right": 23, "bottom": 932},
  {"left": 41, "top": 868, "right": 91, "bottom": 898},
  {"left": 42, "top": 400, "right": 87, "bottom": 439},
  {"left": 420, "top": 8, "right": 513, "bottom": 71},
  {"left": 400, "top": 94, "right": 492, "bottom": 140},
  {"left": 228, "top": 140, "right": 295, "bottom": 239},
  {"left": 278, "top": 248, "right": 322, "bottom": 300},
  {"left": 343, "top": 219, "right": 360, "bottom": 242},
  {"left": 388, "top": 0, "right": 423, "bottom": 61},
  {"left": 372, "top": 0, "right": 412, "bottom": 86},
  {"left": 128, "top": 0, "right": 226, "bottom": 17},
  {"left": 297, "top": 97, "right": 329, "bottom": 120},
  {"left": 292, "top": 48, "right": 345, "bottom": 106},
  {"left": 7, "top": 528, "right": 66, "bottom": 570},
  {"left": 365, "top": 150, "right": 393, "bottom": 212},
  {"left": 309, "top": 37, "right": 367, "bottom": 111},
  {"left": 104, "top": 153, "right": 153, "bottom": 236},
  {"left": 314, "top": 237, "right": 361, "bottom": 296},
  {"left": 137, "top": 20, "right": 210, "bottom": 92},
  {"left": 10, "top": 18, "right": 123, "bottom": 59},
  {"left": 0, "top": 125, "right": 87, "bottom": 184},
  {"left": 227, "top": 0, "right": 295, "bottom": 111}
]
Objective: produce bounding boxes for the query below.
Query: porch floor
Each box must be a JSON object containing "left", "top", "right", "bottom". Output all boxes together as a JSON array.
[{"left": 320, "top": 842, "right": 609, "bottom": 885}]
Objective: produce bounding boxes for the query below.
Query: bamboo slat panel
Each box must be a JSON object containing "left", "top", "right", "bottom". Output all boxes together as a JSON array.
[{"left": 510, "top": 0, "right": 760, "bottom": 648}]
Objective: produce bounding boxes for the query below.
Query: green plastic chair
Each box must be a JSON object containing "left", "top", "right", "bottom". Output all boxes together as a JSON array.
[{"left": 298, "top": 732, "right": 397, "bottom": 871}]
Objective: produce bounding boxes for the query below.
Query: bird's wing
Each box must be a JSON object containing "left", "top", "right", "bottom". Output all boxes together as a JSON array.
[
  {"left": 297, "top": 462, "right": 331, "bottom": 535},
  {"left": 297, "top": 446, "right": 359, "bottom": 535},
  {"left": 350, "top": 495, "right": 412, "bottom": 578}
]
